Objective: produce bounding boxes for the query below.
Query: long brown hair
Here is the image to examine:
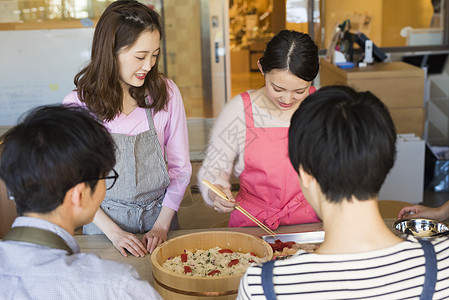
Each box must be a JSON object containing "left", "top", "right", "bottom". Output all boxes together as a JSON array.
[{"left": 74, "top": 0, "right": 168, "bottom": 121}]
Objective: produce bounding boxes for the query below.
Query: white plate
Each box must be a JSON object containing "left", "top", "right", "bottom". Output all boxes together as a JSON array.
[{"left": 261, "top": 231, "right": 325, "bottom": 244}]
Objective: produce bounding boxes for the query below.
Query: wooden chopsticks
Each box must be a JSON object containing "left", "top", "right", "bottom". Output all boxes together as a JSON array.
[{"left": 201, "top": 179, "right": 276, "bottom": 237}]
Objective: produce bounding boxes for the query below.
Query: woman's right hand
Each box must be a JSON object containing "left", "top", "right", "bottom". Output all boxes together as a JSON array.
[
  {"left": 110, "top": 230, "right": 148, "bottom": 257},
  {"left": 209, "top": 184, "right": 238, "bottom": 213},
  {"left": 398, "top": 204, "right": 443, "bottom": 221}
]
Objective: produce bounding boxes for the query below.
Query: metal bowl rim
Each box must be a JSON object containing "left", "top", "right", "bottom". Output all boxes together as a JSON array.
[
  {"left": 393, "top": 218, "right": 443, "bottom": 227},
  {"left": 393, "top": 218, "right": 449, "bottom": 236}
]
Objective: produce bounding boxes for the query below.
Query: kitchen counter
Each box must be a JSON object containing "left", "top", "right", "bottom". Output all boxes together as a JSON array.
[{"left": 75, "top": 219, "right": 398, "bottom": 284}]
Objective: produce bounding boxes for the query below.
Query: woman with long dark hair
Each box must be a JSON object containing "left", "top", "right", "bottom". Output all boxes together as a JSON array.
[{"left": 64, "top": 0, "right": 191, "bottom": 257}]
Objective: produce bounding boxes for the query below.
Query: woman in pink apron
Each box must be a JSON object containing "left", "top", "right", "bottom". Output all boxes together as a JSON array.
[
  {"left": 63, "top": 0, "right": 191, "bottom": 257},
  {"left": 199, "top": 30, "right": 320, "bottom": 229}
]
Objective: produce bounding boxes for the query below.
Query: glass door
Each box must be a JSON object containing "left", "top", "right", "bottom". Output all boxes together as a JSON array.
[{"left": 153, "top": 0, "right": 230, "bottom": 118}]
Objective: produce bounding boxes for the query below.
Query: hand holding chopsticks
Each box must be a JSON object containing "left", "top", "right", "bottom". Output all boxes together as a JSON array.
[
  {"left": 202, "top": 179, "right": 276, "bottom": 237},
  {"left": 203, "top": 181, "right": 237, "bottom": 213}
]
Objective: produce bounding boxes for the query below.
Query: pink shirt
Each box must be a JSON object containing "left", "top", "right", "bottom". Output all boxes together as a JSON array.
[{"left": 63, "top": 79, "right": 192, "bottom": 211}]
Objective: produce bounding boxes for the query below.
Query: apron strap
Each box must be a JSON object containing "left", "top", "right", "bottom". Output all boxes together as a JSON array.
[
  {"left": 419, "top": 239, "right": 437, "bottom": 300},
  {"left": 261, "top": 260, "right": 277, "bottom": 300},
  {"left": 3, "top": 226, "right": 73, "bottom": 255},
  {"left": 144, "top": 106, "right": 157, "bottom": 136},
  {"left": 241, "top": 92, "right": 255, "bottom": 128}
]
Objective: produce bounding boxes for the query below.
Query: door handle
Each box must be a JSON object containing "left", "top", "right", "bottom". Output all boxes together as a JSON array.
[{"left": 215, "top": 41, "right": 219, "bottom": 63}]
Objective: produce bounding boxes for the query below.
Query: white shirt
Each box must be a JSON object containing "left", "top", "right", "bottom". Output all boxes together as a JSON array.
[{"left": 0, "top": 217, "right": 162, "bottom": 300}]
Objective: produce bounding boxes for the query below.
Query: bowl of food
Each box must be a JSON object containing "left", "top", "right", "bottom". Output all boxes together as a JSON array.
[
  {"left": 393, "top": 218, "right": 449, "bottom": 238},
  {"left": 150, "top": 231, "right": 272, "bottom": 300}
]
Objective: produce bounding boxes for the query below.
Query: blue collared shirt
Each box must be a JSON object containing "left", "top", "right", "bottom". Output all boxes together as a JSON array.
[{"left": 0, "top": 217, "right": 162, "bottom": 300}]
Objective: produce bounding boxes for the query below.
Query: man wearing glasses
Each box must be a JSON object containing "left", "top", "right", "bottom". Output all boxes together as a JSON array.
[{"left": 0, "top": 105, "right": 162, "bottom": 299}]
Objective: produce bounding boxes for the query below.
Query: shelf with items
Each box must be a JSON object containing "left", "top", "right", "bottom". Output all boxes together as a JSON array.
[
  {"left": 0, "top": 0, "right": 106, "bottom": 31},
  {"left": 427, "top": 96, "right": 449, "bottom": 146},
  {"left": 426, "top": 59, "right": 449, "bottom": 145},
  {"left": 319, "top": 58, "right": 425, "bottom": 137}
]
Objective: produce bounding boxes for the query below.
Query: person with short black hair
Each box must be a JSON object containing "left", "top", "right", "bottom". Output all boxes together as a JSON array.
[
  {"left": 199, "top": 30, "right": 320, "bottom": 229},
  {"left": 237, "top": 86, "right": 449, "bottom": 299},
  {"left": 0, "top": 105, "right": 162, "bottom": 299}
]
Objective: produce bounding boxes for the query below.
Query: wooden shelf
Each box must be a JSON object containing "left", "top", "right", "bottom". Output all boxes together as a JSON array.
[
  {"left": 320, "top": 58, "right": 425, "bottom": 137},
  {"left": 0, "top": 19, "right": 98, "bottom": 31}
]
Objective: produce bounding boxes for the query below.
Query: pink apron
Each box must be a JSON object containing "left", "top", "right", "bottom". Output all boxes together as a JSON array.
[{"left": 228, "top": 91, "right": 320, "bottom": 229}]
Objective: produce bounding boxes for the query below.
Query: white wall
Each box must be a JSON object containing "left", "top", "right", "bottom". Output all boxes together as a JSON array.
[{"left": 0, "top": 28, "right": 94, "bottom": 125}]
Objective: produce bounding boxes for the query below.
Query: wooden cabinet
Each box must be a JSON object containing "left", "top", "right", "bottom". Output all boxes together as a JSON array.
[
  {"left": 0, "top": 179, "right": 17, "bottom": 238},
  {"left": 0, "top": 127, "right": 16, "bottom": 238},
  {"left": 320, "top": 59, "right": 425, "bottom": 137}
]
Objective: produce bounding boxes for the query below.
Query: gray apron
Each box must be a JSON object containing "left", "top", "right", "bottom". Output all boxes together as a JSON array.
[{"left": 83, "top": 108, "right": 176, "bottom": 234}]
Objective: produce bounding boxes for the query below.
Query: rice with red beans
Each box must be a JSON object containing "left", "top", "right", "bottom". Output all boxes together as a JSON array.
[{"left": 162, "top": 246, "right": 267, "bottom": 277}]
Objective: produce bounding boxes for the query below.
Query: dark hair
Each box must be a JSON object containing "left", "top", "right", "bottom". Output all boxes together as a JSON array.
[
  {"left": 259, "top": 30, "right": 319, "bottom": 82},
  {"left": 0, "top": 105, "right": 116, "bottom": 215},
  {"left": 288, "top": 85, "right": 397, "bottom": 203},
  {"left": 74, "top": 0, "right": 168, "bottom": 121}
]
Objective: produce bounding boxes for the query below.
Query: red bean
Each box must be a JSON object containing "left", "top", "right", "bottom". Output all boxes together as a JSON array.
[
  {"left": 218, "top": 249, "right": 233, "bottom": 254},
  {"left": 207, "top": 270, "right": 221, "bottom": 276},
  {"left": 228, "top": 259, "right": 239, "bottom": 267}
]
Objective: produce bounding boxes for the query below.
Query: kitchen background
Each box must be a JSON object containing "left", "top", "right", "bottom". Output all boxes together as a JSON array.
[{"left": 1, "top": 0, "right": 449, "bottom": 236}]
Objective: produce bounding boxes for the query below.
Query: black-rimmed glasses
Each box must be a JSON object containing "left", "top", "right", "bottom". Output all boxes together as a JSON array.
[{"left": 95, "top": 168, "right": 119, "bottom": 190}]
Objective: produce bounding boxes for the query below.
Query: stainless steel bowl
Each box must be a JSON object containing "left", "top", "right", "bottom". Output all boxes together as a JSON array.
[{"left": 394, "top": 218, "right": 449, "bottom": 238}]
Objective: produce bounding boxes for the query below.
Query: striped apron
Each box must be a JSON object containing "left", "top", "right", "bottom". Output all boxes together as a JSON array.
[{"left": 83, "top": 108, "right": 175, "bottom": 234}]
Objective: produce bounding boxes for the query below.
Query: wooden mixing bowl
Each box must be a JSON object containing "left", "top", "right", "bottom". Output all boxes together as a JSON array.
[{"left": 151, "top": 231, "right": 273, "bottom": 300}]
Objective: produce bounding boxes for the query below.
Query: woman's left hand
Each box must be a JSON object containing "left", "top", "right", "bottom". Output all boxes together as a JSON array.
[
  {"left": 142, "top": 226, "right": 168, "bottom": 254},
  {"left": 142, "top": 206, "right": 175, "bottom": 253}
]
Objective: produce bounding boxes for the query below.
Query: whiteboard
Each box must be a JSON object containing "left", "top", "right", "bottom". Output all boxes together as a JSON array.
[{"left": 0, "top": 27, "right": 94, "bottom": 125}]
